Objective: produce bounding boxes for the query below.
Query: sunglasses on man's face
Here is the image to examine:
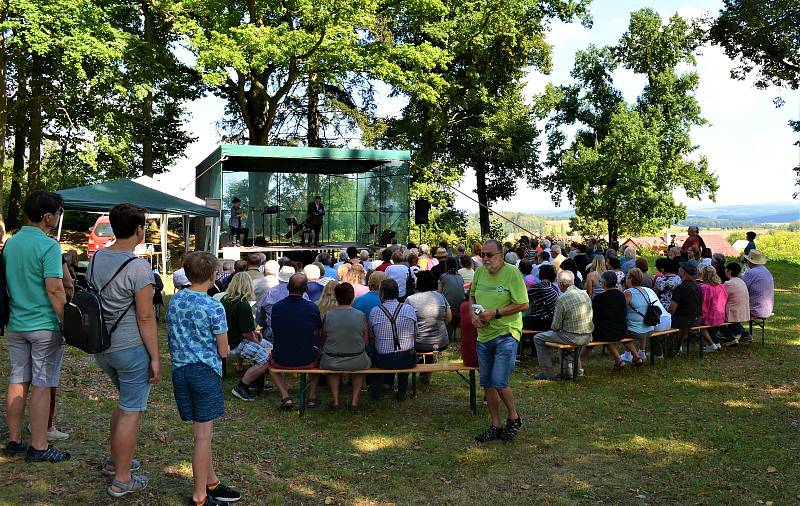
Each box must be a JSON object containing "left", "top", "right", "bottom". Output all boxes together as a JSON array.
[{"left": 481, "top": 251, "right": 499, "bottom": 259}]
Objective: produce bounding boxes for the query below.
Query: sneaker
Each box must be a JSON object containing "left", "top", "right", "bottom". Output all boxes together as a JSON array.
[
  {"left": 722, "top": 340, "right": 738, "bottom": 347},
  {"left": 638, "top": 350, "right": 647, "bottom": 361},
  {"left": 25, "top": 444, "right": 71, "bottom": 463},
  {"left": 738, "top": 335, "right": 753, "bottom": 345},
  {"left": 4, "top": 440, "right": 28, "bottom": 457},
  {"left": 577, "top": 368, "right": 585, "bottom": 378},
  {"left": 47, "top": 427, "right": 69, "bottom": 441},
  {"left": 207, "top": 482, "right": 241, "bottom": 502},
  {"left": 620, "top": 351, "right": 633, "bottom": 363},
  {"left": 474, "top": 425, "right": 503, "bottom": 443},
  {"left": 500, "top": 416, "right": 522, "bottom": 442},
  {"left": 231, "top": 384, "right": 255, "bottom": 401},
  {"left": 703, "top": 345, "right": 718, "bottom": 353},
  {"left": 714, "top": 343, "right": 722, "bottom": 350}
]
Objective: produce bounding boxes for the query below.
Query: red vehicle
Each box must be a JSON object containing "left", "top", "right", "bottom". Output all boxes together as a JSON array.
[{"left": 87, "top": 215, "right": 115, "bottom": 257}]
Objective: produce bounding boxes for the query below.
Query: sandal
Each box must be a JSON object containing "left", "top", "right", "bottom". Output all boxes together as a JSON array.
[
  {"left": 102, "top": 457, "right": 141, "bottom": 476},
  {"left": 632, "top": 357, "right": 644, "bottom": 368},
  {"left": 328, "top": 402, "right": 340, "bottom": 412},
  {"left": 307, "top": 398, "right": 321, "bottom": 409},
  {"left": 107, "top": 475, "right": 148, "bottom": 498},
  {"left": 349, "top": 404, "right": 359, "bottom": 413},
  {"left": 279, "top": 397, "right": 294, "bottom": 411},
  {"left": 611, "top": 362, "right": 624, "bottom": 373}
]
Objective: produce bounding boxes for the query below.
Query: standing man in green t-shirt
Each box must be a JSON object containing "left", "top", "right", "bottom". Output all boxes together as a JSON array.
[
  {"left": 469, "top": 239, "right": 528, "bottom": 443},
  {"left": 3, "top": 191, "right": 69, "bottom": 462}
]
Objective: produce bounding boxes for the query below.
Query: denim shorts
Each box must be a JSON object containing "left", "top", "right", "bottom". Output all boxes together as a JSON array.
[
  {"left": 476, "top": 334, "right": 518, "bottom": 389},
  {"left": 172, "top": 363, "right": 224, "bottom": 423},
  {"left": 7, "top": 330, "right": 65, "bottom": 388},
  {"left": 94, "top": 344, "right": 152, "bottom": 412}
]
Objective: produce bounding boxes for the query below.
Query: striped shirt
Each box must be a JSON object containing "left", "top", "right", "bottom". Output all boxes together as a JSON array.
[
  {"left": 368, "top": 300, "right": 418, "bottom": 354},
  {"left": 526, "top": 281, "right": 559, "bottom": 320}
]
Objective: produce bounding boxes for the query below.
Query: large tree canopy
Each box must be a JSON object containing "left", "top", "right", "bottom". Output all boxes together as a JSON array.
[
  {"left": 541, "top": 9, "right": 718, "bottom": 244},
  {"left": 708, "top": 0, "right": 800, "bottom": 196}
]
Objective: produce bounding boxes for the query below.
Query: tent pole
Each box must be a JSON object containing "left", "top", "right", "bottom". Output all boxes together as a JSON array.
[
  {"left": 56, "top": 211, "right": 64, "bottom": 241},
  {"left": 183, "top": 215, "right": 190, "bottom": 254}
]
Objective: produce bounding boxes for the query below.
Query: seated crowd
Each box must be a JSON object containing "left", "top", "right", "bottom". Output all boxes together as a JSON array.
[{"left": 2, "top": 193, "right": 777, "bottom": 503}]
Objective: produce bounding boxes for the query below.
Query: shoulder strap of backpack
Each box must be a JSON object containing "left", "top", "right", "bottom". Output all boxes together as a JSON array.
[
  {"left": 628, "top": 288, "right": 647, "bottom": 318},
  {"left": 91, "top": 256, "right": 137, "bottom": 293}
]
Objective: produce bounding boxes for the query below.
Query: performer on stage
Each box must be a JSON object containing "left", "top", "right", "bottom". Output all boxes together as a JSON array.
[
  {"left": 307, "top": 195, "right": 324, "bottom": 246},
  {"left": 229, "top": 197, "right": 249, "bottom": 245}
]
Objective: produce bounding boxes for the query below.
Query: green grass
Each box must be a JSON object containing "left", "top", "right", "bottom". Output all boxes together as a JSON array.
[{"left": 1, "top": 262, "right": 799, "bottom": 505}]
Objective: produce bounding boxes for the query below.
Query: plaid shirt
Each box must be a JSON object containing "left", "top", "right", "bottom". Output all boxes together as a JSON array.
[
  {"left": 552, "top": 285, "right": 594, "bottom": 335},
  {"left": 368, "top": 300, "right": 418, "bottom": 354}
]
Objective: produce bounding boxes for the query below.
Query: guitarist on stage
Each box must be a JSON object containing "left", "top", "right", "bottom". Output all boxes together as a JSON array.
[
  {"left": 307, "top": 195, "right": 324, "bottom": 246},
  {"left": 229, "top": 197, "right": 249, "bottom": 245}
]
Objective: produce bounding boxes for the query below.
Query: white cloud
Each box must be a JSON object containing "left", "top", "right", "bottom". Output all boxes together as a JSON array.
[{"left": 546, "top": 20, "right": 591, "bottom": 47}]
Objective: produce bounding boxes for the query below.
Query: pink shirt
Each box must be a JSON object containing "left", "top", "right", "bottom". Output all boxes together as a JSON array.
[
  {"left": 723, "top": 277, "right": 750, "bottom": 323},
  {"left": 699, "top": 282, "right": 727, "bottom": 326}
]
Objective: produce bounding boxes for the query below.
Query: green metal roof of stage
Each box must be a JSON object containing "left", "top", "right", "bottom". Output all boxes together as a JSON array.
[{"left": 197, "top": 144, "right": 411, "bottom": 175}]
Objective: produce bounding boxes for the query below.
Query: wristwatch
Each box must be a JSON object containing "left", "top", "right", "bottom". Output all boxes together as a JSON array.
[{"left": 495, "top": 309, "right": 501, "bottom": 320}]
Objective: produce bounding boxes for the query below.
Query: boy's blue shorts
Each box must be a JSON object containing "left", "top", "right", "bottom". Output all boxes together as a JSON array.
[{"left": 172, "top": 363, "right": 224, "bottom": 423}]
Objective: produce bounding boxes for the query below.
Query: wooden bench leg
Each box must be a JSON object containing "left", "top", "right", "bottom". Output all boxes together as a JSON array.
[
  {"left": 573, "top": 347, "right": 580, "bottom": 381},
  {"left": 469, "top": 370, "right": 477, "bottom": 415},
  {"left": 411, "top": 373, "right": 417, "bottom": 398},
  {"left": 299, "top": 373, "right": 307, "bottom": 417}
]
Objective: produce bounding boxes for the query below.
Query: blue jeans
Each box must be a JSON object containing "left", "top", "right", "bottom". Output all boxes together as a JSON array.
[
  {"left": 95, "top": 344, "right": 152, "bottom": 412},
  {"left": 477, "top": 334, "right": 518, "bottom": 389}
]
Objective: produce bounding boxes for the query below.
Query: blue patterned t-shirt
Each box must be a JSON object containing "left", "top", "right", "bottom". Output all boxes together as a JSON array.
[{"left": 167, "top": 288, "right": 228, "bottom": 376}]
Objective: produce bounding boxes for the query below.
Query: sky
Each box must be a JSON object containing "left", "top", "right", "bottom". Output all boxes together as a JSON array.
[{"left": 159, "top": 0, "right": 800, "bottom": 214}]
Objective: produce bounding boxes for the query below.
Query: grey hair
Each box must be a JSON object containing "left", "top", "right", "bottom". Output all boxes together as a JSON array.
[
  {"left": 557, "top": 269, "right": 575, "bottom": 288},
  {"left": 600, "top": 270, "right": 618, "bottom": 289},
  {"left": 222, "top": 260, "right": 235, "bottom": 272},
  {"left": 624, "top": 247, "right": 636, "bottom": 260},
  {"left": 551, "top": 245, "right": 561, "bottom": 255},
  {"left": 338, "top": 250, "right": 349, "bottom": 262},
  {"left": 360, "top": 249, "right": 370, "bottom": 261},
  {"left": 542, "top": 239, "right": 551, "bottom": 249},
  {"left": 712, "top": 252, "right": 725, "bottom": 264},
  {"left": 484, "top": 239, "right": 503, "bottom": 252}
]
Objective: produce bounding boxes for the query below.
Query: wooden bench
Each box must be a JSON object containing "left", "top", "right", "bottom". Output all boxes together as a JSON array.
[
  {"left": 541, "top": 330, "right": 683, "bottom": 379},
  {"left": 270, "top": 362, "right": 479, "bottom": 416},
  {"left": 519, "top": 329, "right": 541, "bottom": 359}
]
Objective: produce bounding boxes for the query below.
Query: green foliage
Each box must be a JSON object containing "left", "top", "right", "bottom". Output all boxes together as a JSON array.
[
  {"left": 709, "top": 0, "right": 800, "bottom": 90},
  {"left": 757, "top": 230, "right": 800, "bottom": 265},
  {"left": 540, "top": 9, "right": 718, "bottom": 244},
  {"left": 568, "top": 214, "right": 607, "bottom": 239},
  {"left": 384, "top": 0, "right": 592, "bottom": 236},
  {"left": 727, "top": 231, "right": 747, "bottom": 244}
]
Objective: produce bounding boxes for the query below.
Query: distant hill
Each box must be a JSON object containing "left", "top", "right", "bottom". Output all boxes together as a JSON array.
[{"left": 501, "top": 202, "right": 799, "bottom": 225}]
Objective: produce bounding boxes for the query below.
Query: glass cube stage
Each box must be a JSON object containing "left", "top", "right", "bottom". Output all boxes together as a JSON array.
[{"left": 195, "top": 145, "right": 411, "bottom": 250}]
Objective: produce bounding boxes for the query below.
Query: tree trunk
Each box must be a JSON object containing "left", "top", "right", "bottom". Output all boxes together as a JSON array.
[
  {"left": 0, "top": 13, "right": 7, "bottom": 240},
  {"left": 607, "top": 214, "right": 619, "bottom": 249},
  {"left": 475, "top": 163, "right": 491, "bottom": 237},
  {"left": 306, "top": 72, "right": 321, "bottom": 199},
  {"left": 27, "top": 58, "right": 43, "bottom": 193},
  {"left": 141, "top": 0, "right": 154, "bottom": 177},
  {"left": 7, "top": 127, "right": 25, "bottom": 230}
]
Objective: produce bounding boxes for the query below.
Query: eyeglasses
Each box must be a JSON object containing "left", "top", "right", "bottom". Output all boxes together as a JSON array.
[
  {"left": 481, "top": 252, "right": 499, "bottom": 258},
  {"left": 46, "top": 208, "right": 64, "bottom": 218}
]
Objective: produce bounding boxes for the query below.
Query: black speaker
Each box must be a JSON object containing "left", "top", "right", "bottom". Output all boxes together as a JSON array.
[{"left": 414, "top": 199, "right": 430, "bottom": 225}]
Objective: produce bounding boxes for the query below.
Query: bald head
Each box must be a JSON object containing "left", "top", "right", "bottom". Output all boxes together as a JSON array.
[{"left": 287, "top": 273, "right": 308, "bottom": 295}]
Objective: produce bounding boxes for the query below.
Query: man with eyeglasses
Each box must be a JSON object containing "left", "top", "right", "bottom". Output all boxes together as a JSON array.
[
  {"left": 3, "top": 191, "right": 70, "bottom": 462},
  {"left": 469, "top": 239, "right": 528, "bottom": 443}
]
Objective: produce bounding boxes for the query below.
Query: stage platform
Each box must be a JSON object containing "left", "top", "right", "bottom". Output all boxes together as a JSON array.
[{"left": 218, "top": 242, "right": 377, "bottom": 262}]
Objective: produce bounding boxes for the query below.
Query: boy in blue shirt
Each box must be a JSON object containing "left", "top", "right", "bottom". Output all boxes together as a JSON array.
[{"left": 167, "top": 251, "right": 240, "bottom": 506}]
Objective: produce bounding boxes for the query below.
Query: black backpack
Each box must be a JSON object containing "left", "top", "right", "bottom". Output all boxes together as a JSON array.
[
  {"left": 630, "top": 287, "right": 662, "bottom": 326},
  {"left": 63, "top": 257, "right": 136, "bottom": 354},
  {"left": 0, "top": 248, "right": 10, "bottom": 335}
]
